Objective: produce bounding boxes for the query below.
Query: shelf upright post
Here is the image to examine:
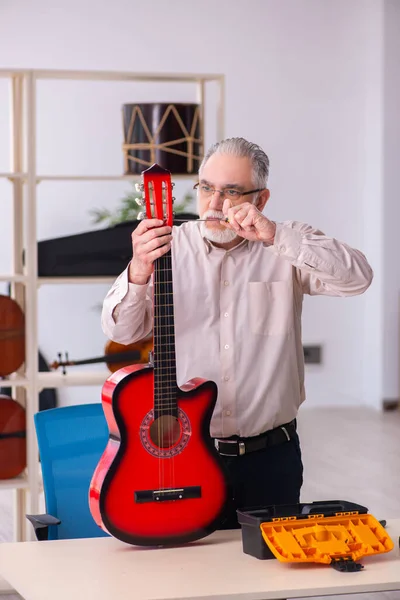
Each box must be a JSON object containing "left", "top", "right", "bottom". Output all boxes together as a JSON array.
[
  {"left": 9, "top": 70, "right": 28, "bottom": 541},
  {"left": 216, "top": 76, "right": 225, "bottom": 142},
  {"left": 24, "top": 71, "right": 40, "bottom": 540},
  {"left": 196, "top": 78, "right": 205, "bottom": 168}
]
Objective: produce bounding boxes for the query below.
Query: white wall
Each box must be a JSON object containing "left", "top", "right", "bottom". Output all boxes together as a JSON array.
[
  {"left": 382, "top": 0, "right": 400, "bottom": 402},
  {"left": 361, "top": 0, "right": 385, "bottom": 409},
  {"left": 0, "top": 0, "right": 390, "bottom": 409}
]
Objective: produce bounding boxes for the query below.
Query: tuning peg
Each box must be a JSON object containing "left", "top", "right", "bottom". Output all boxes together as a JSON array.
[
  {"left": 135, "top": 197, "right": 144, "bottom": 206},
  {"left": 172, "top": 196, "right": 176, "bottom": 204},
  {"left": 137, "top": 211, "right": 146, "bottom": 220},
  {"left": 63, "top": 352, "right": 68, "bottom": 375},
  {"left": 135, "top": 182, "right": 144, "bottom": 192}
]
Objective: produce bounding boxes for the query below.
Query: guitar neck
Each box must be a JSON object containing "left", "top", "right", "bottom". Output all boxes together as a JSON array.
[
  {"left": 153, "top": 248, "right": 178, "bottom": 416},
  {"left": 68, "top": 350, "right": 142, "bottom": 367}
]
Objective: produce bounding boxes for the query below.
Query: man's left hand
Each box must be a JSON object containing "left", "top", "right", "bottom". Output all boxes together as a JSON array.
[{"left": 221, "top": 200, "right": 276, "bottom": 244}]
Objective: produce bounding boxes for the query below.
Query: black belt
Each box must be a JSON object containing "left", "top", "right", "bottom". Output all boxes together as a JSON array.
[{"left": 214, "top": 420, "right": 296, "bottom": 457}]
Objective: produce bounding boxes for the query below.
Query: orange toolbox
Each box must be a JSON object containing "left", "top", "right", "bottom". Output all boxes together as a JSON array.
[{"left": 237, "top": 500, "right": 394, "bottom": 571}]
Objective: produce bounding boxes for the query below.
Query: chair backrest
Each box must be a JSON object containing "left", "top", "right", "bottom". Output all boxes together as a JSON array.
[{"left": 34, "top": 403, "right": 110, "bottom": 540}]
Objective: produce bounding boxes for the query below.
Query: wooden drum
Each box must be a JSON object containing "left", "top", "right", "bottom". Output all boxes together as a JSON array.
[{"left": 122, "top": 103, "right": 203, "bottom": 175}]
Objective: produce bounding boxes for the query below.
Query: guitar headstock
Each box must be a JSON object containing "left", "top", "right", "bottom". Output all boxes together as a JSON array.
[
  {"left": 50, "top": 352, "right": 70, "bottom": 374},
  {"left": 135, "top": 164, "right": 174, "bottom": 228}
]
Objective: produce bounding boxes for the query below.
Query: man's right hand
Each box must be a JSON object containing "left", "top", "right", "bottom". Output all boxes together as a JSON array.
[{"left": 128, "top": 219, "right": 172, "bottom": 284}]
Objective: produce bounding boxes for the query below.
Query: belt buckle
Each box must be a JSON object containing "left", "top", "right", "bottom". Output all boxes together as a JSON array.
[
  {"left": 215, "top": 439, "right": 236, "bottom": 456},
  {"left": 215, "top": 439, "right": 246, "bottom": 456}
]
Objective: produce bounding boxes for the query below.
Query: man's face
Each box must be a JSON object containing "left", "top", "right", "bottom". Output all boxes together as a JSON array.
[{"left": 197, "top": 153, "right": 258, "bottom": 244}]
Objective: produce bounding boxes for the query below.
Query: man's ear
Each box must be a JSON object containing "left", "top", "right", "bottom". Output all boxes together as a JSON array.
[{"left": 255, "top": 189, "right": 270, "bottom": 212}]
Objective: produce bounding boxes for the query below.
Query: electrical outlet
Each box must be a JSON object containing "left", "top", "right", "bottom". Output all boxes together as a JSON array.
[
  {"left": 303, "top": 345, "right": 321, "bottom": 364},
  {"left": 383, "top": 398, "right": 400, "bottom": 411}
]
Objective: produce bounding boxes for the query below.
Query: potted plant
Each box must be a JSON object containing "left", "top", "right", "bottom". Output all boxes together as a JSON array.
[{"left": 89, "top": 184, "right": 197, "bottom": 227}]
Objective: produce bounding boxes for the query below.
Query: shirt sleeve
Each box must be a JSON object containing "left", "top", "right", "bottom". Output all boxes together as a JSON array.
[
  {"left": 266, "top": 221, "right": 374, "bottom": 296},
  {"left": 101, "top": 264, "right": 154, "bottom": 344}
]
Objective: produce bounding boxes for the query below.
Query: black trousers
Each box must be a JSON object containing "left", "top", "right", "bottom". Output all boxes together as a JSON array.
[{"left": 217, "top": 430, "right": 304, "bottom": 529}]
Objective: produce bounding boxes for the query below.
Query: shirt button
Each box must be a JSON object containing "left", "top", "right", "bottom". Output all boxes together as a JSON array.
[
  {"left": 225, "top": 410, "right": 231, "bottom": 416},
  {"left": 224, "top": 344, "right": 229, "bottom": 350},
  {"left": 224, "top": 376, "right": 229, "bottom": 381},
  {"left": 280, "top": 245, "right": 286, "bottom": 253},
  {"left": 224, "top": 280, "right": 229, "bottom": 286},
  {"left": 224, "top": 312, "right": 228, "bottom": 317}
]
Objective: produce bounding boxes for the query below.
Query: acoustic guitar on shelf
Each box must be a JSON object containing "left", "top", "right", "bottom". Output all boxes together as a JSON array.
[
  {"left": 0, "top": 394, "right": 26, "bottom": 480},
  {"left": 0, "top": 295, "right": 27, "bottom": 480},
  {"left": 89, "top": 163, "right": 229, "bottom": 546},
  {"left": 0, "top": 294, "right": 25, "bottom": 377}
]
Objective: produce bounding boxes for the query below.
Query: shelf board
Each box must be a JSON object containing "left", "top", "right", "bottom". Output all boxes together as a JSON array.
[
  {"left": 0, "top": 172, "right": 25, "bottom": 180},
  {"left": 0, "top": 68, "right": 223, "bottom": 83},
  {"left": 0, "top": 473, "right": 29, "bottom": 490},
  {"left": 37, "top": 174, "right": 139, "bottom": 182},
  {"left": 0, "top": 466, "right": 43, "bottom": 492},
  {"left": 1, "top": 173, "right": 197, "bottom": 183},
  {"left": 0, "top": 374, "right": 29, "bottom": 387},
  {"left": 37, "top": 276, "right": 115, "bottom": 286},
  {"left": 0, "top": 274, "right": 27, "bottom": 283},
  {"left": 37, "top": 370, "right": 109, "bottom": 388},
  {"left": 36, "top": 174, "right": 197, "bottom": 182}
]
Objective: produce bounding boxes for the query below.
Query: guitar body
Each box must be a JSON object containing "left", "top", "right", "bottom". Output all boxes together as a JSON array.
[{"left": 89, "top": 364, "right": 229, "bottom": 546}]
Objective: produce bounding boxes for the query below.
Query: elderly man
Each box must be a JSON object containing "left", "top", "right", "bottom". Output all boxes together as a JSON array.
[{"left": 101, "top": 137, "right": 373, "bottom": 528}]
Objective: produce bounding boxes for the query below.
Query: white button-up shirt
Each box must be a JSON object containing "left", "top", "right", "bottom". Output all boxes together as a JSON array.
[{"left": 101, "top": 220, "right": 373, "bottom": 438}]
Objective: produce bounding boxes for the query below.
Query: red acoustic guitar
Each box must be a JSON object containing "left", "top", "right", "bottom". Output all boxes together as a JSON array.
[{"left": 89, "top": 164, "right": 229, "bottom": 546}]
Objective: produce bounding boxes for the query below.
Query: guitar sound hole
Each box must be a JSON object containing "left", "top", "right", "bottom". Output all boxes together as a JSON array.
[{"left": 149, "top": 415, "right": 181, "bottom": 448}]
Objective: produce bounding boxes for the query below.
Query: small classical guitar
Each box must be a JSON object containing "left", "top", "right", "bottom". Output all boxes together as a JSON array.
[{"left": 89, "top": 164, "right": 229, "bottom": 546}]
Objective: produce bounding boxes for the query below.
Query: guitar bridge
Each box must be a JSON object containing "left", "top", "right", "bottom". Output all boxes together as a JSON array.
[{"left": 134, "top": 486, "right": 201, "bottom": 503}]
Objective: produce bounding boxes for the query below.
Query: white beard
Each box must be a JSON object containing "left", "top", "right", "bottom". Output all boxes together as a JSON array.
[{"left": 199, "top": 209, "right": 238, "bottom": 244}]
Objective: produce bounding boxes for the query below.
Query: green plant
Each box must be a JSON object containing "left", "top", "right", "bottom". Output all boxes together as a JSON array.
[{"left": 89, "top": 184, "right": 195, "bottom": 226}]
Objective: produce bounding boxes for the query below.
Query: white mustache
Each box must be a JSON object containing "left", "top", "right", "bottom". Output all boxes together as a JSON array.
[{"left": 203, "top": 210, "right": 225, "bottom": 220}]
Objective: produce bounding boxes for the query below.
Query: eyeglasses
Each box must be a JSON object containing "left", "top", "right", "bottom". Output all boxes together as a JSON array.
[{"left": 193, "top": 182, "right": 263, "bottom": 203}]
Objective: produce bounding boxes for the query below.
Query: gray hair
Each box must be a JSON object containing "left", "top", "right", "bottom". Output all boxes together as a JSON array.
[{"left": 199, "top": 137, "right": 270, "bottom": 188}]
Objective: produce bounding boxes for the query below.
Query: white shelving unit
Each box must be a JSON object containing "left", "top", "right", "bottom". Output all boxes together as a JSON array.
[{"left": 0, "top": 68, "right": 225, "bottom": 542}]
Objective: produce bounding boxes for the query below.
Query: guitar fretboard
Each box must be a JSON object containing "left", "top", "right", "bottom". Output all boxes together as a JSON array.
[{"left": 153, "top": 249, "right": 178, "bottom": 416}]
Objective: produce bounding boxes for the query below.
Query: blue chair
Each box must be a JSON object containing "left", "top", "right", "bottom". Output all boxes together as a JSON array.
[{"left": 26, "top": 403, "right": 110, "bottom": 540}]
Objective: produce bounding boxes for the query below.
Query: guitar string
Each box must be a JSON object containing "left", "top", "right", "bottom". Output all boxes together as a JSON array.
[
  {"left": 165, "top": 178, "right": 176, "bottom": 494},
  {"left": 149, "top": 180, "right": 164, "bottom": 496},
  {"left": 147, "top": 175, "right": 179, "bottom": 500},
  {"left": 165, "top": 179, "right": 176, "bottom": 494},
  {"left": 160, "top": 184, "right": 167, "bottom": 496},
  {"left": 158, "top": 183, "right": 167, "bottom": 493},
  {"left": 155, "top": 179, "right": 176, "bottom": 495},
  {"left": 155, "top": 249, "right": 162, "bottom": 494}
]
